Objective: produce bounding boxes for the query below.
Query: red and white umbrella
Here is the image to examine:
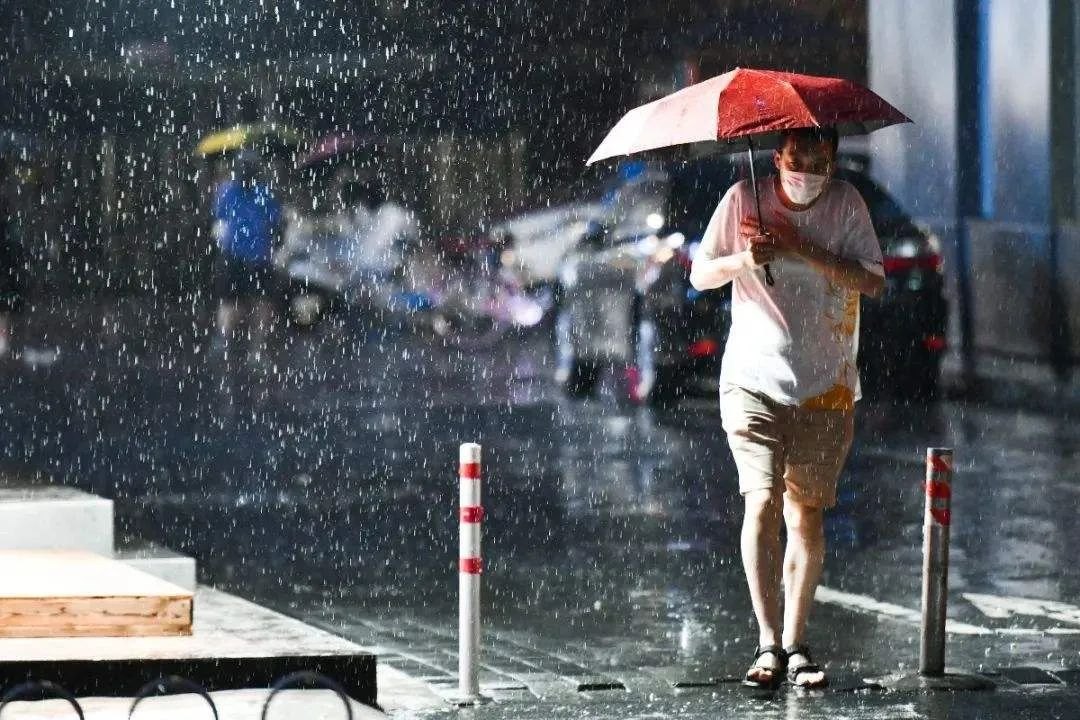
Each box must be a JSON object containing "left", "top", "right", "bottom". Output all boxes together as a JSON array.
[
  {"left": 588, "top": 67, "right": 910, "bottom": 164},
  {"left": 587, "top": 68, "right": 911, "bottom": 285}
]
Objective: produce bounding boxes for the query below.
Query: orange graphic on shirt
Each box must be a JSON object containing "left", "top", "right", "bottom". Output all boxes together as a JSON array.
[{"left": 801, "top": 282, "right": 860, "bottom": 411}]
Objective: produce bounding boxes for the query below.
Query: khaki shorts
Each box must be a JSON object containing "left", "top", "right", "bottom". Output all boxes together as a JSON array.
[{"left": 720, "top": 384, "right": 855, "bottom": 508}]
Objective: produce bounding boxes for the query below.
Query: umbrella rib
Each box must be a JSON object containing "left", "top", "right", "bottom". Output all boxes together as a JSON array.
[{"left": 779, "top": 78, "right": 821, "bottom": 129}]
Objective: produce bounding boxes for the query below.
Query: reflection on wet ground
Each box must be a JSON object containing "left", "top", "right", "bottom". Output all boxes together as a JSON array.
[{"left": 3, "top": 301, "right": 1080, "bottom": 717}]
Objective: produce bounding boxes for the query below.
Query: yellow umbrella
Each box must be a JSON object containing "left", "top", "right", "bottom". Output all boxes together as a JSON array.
[{"left": 194, "top": 122, "right": 302, "bottom": 158}]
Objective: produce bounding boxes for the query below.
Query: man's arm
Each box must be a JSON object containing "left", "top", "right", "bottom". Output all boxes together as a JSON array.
[
  {"left": 796, "top": 241, "right": 884, "bottom": 298},
  {"left": 690, "top": 189, "right": 773, "bottom": 290},
  {"left": 689, "top": 249, "right": 755, "bottom": 291},
  {"left": 743, "top": 215, "right": 884, "bottom": 298}
]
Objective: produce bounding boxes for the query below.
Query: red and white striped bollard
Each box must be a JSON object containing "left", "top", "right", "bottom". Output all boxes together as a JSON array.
[
  {"left": 886, "top": 447, "right": 993, "bottom": 691},
  {"left": 458, "top": 443, "right": 483, "bottom": 701},
  {"left": 920, "top": 447, "right": 953, "bottom": 676}
]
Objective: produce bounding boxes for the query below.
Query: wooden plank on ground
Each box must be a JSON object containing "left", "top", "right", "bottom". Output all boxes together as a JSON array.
[{"left": 0, "top": 550, "right": 192, "bottom": 638}]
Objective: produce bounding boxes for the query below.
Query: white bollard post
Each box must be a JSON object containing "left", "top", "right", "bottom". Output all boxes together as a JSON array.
[{"left": 458, "top": 443, "right": 483, "bottom": 702}]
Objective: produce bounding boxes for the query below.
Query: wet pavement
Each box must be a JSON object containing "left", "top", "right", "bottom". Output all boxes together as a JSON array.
[{"left": 3, "top": 298, "right": 1080, "bottom": 718}]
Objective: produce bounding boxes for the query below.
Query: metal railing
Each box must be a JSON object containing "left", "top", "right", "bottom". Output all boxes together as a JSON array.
[{"left": 0, "top": 671, "right": 354, "bottom": 719}]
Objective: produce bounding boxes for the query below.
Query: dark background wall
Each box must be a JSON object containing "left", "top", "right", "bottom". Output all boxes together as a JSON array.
[{"left": 869, "top": 0, "right": 1080, "bottom": 369}]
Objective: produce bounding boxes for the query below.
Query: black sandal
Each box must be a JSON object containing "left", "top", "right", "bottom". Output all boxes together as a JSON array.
[
  {"left": 784, "top": 644, "right": 828, "bottom": 689},
  {"left": 742, "top": 644, "right": 786, "bottom": 689}
]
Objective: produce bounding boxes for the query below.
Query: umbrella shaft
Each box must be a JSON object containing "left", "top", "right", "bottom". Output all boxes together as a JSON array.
[
  {"left": 746, "top": 140, "right": 775, "bottom": 286},
  {"left": 747, "top": 142, "right": 766, "bottom": 233}
]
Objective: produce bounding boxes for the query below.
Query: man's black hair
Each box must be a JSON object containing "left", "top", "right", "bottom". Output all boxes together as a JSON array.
[{"left": 779, "top": 127, "right": 839, "bottom": 155}]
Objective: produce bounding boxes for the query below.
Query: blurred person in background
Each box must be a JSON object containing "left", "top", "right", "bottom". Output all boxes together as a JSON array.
[{"left": 211, "top": 150, "right": 283, "bottom": 368}]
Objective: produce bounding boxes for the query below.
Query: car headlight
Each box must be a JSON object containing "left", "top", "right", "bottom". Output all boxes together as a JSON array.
[{"left": 891, "top": 236, "right": 923, "bottom": 258}]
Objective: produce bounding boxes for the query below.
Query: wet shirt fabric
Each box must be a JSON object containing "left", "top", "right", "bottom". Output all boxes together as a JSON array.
[
  {"left": 213, "top": 181, "right": 281, "bottom": 265},
  {"left": 699, "top": 177, "right": 883, "bottom": 408}
]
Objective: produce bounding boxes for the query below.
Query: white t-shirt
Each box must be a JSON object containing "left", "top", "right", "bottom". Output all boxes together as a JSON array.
[{"left": 699, "top": 177, "right": 883, "bottom": 407}]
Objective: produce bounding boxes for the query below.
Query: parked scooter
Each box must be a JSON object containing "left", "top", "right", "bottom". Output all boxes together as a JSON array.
[
  {"left": 408, "top": 234, "right": 549, "bottom": 348},
  {"left": 275, "top": 169, "right": 419, "bottom": 327}
]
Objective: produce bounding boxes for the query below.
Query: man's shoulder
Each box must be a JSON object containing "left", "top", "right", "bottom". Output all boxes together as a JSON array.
[
  {"left": 215, "top": 181, "right": 240, "bottom": 201},
  {"left": 726, "top": 178, "right": 754, "bottom": 198},
  {"left": 252, "top": 183, "right": 279, "bottom": 202},
  {"left": 718, "top": 178, "right": 754, "bottom": 208},
  {"left": 826, "top": 178, "right": 866, "bottom": 205}
]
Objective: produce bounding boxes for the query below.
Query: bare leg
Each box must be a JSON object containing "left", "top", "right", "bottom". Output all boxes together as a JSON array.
[
  {"left": 214, "top": 300, "right": 243, "bottom": 409},
  {"left": 781, "top": 496, "right": 826, "bottom": 686},
  {"left": 741, "top": 488, "right": 785, "bottom": 683},
  {"left": 247, "top": 298, "right": 274, "bottom": 365},
  {"left": 216, "top": 300, "right": 240, "bottom": 352},
  {"left": 0, "top": 313, "right": 10, "bottom": 357}
]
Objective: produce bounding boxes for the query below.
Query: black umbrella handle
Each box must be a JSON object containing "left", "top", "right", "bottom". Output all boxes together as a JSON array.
[{"left": 763, "top": 264, "right": 775, "bottom": 286}]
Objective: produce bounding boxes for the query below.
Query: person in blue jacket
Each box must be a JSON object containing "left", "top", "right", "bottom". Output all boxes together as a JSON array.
[{"left": 211, "top": 150, "right": 282, "bottom": 368}]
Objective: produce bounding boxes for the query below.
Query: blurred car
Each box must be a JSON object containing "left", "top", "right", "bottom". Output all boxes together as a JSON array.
[
  {"left": 554, "top": 157, "right": 948, "bottom": 405},
  {"left": 841, "top": 166, "right": 947, "bottom": 398}
]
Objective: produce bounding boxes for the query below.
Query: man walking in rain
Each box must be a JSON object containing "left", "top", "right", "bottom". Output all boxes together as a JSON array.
[{"left": 689, "top": 127, "right": 884, "bottom": 689}]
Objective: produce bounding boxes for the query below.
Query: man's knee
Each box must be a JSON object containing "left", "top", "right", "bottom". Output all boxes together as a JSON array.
[
  {"left": 744, "top": 488, "right": 784, "bottom": 524},
  {"left": 783, "top": 498, "right": 824, "bottom": 539}
]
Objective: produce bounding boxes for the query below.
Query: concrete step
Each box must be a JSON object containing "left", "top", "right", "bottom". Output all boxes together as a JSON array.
[
  {"left": 0, "top": 484, "right": 198, "bottom": 593},
  {"left": 0, "top": 486, "right": 113, "bottom": 555},
  {"left": 114, "top": 538, "right": 198, "bottom": 592}
]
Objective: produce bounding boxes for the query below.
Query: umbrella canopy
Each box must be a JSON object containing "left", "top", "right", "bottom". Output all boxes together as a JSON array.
[
  {"left": 587, "top": 68, "right": 910, "bottom": 165},
  {"left": 296, "top": 133, "right": 366, "bottom": 170},
  {"left": 194, "top": 122, "right": 302, "bottom": 158},
  {"left": 587, "top": 68, "right": 910, "bottom": 287}
]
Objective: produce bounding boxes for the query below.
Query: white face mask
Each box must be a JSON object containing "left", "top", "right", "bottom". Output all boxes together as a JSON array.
[{"left": 779, "top": 169, "right": 828, "bottom": 206}]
